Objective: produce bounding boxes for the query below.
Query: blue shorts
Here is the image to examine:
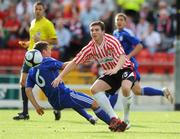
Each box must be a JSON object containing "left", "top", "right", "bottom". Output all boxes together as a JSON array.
[
  {"left": 58, "top": 90, "right": 94, "bottom": 110},
  {"left": 132, "top": 59, "right": 140, "bottom": 81},
  {"left": 134, "top": 67, "right": 140, "bottom": 81}
]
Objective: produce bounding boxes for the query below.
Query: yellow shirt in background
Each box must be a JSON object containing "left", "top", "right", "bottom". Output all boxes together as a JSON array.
[
  {"left": 116, "top": 0, "right": 144, "bottom": 12},
  {"left": 28, "top": 17, "right": 57, "bottom": 50}
]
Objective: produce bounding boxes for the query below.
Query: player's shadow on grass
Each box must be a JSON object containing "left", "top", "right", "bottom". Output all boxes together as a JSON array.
[
  {"left": 63, "top": 119, "right": 111, "bottom": 125},
  {"left": 63, "top": 120, "right": 95, "bottom": 125}
]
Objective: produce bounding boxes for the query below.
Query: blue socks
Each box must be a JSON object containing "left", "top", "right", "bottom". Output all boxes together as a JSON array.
[
  {"left": 104, "top": 87, "right": 164, "bottom": 112},
  {"left": 94, "top": 107, "right": 111, "bottom": 125},
  {"left": 73, "top": 108, "right": 92, "bottom": 120},
  {"left": 73, "top": 107, "right": 111, "bottom": 125},
  {"left": 142, "top": 87, "right": 164, "bottom": 96}
]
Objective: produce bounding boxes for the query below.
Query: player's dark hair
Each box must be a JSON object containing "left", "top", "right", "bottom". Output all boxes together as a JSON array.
[
  {"left": 90, "top": 21, "right": 105, "bottom": 31},
  {"left": 34, "top": 41, "right": 49, "bottom": 52},
  {"left": 34, "top": 1, "right": 45, "bottom": 9}
]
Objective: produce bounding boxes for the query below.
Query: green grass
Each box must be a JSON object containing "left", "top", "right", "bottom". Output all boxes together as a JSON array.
[{"left": 0, "top": 109, "right": 180, "bottom": 139}]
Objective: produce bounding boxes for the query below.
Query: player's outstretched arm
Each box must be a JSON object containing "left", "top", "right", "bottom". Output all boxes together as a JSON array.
[
  {"left": 25, "top": 87, "right": 44, "bottom": 115},
  {"left": 62, "top": 61, "right": 71, "bottom": 69},
  {"left": 127, "top": 43, "right": 143, "bottom": 59},
  {"left": 104, "top": 54, "right": 126, "bottom": 75}
]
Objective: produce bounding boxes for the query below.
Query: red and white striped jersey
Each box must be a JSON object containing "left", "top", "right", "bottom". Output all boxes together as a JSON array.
[{"left": 73, "top": 33, "right": 133, "bottom": 71}]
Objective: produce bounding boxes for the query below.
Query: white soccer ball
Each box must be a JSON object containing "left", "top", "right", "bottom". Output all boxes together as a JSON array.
[{"left": 25, "top": 49, "right": 43, "bottom": 67}]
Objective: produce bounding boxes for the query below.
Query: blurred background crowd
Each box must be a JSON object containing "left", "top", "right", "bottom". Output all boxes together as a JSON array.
[{"left": 0, "top": 0, "right": 177, "bottom": 74}]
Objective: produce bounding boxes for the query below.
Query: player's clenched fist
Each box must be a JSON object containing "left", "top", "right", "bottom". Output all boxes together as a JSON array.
[
  {"left": 51, "top": 77, "right": 63, "bottom": 88},
  {"left": 36, "top": 107, "right": 44, "bottom": 115}
]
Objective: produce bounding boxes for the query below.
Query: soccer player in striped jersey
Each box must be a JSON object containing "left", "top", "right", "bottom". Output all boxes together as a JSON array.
[
  {"left": 107, "top": 13, "right": 173, "bottom": 128},
  {"left": 52, "top": 21, "right": 136, "bottom": 132},
  {"left": 25, "top": 41, "right": 113, "bottom": 131}
]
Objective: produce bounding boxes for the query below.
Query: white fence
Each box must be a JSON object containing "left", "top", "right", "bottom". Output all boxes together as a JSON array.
[{"left": 0, "top": 74, "right": 175, "bottom": 110}]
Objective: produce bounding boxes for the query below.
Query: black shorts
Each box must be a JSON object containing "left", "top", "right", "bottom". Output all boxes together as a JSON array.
[
  {"left": 99, "top": 68, "right": 136, "bottom": 94},
  {"left": 21, "top": 60, "right": 31, "bottom": 73}
]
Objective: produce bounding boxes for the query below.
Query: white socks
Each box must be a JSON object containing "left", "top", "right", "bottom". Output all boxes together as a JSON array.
[
  {"left": 93, "top": 92, "right": 118, "bottom": 119},
  {"left": 122, "top": 94, "right": 133, "bottom": 122}
]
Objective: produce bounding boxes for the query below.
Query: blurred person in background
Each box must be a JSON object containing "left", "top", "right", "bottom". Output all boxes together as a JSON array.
[
  {"left": 136, "top": 12, "right": 149, "bottom": 42},
  {"left": 144, "top": 22, "right": 161, "bottom": 53},
  {"left": 139, "top": 2, "right": 155, "bottom": 23},
  {"left": 3, "top": 3, "right": 20, "bottom": 48},
  {"left": 115, "top": 0, "right": 144, "bottom": 24},
  {"left": 62, "top": 0, "right": 81, "bottom": 21},
  {"left": 91, "top": 0, "right": 115, "bottom": 33},
  {"left": 55, "top": 19, "right": 71, "bottom": 61},
  {"left": 68, "top": 11, "right": 83, "bottom": 58},
  {"left": 156, "top": 9, "right": 174, "bottom": 52},
  {"left": 80, "top": 0, "right": 99, "bottom": 44},
  {"left": 46, "top": 0, "right": 63, "bottom": 22},
  {"left": 16, "top": 0, "right": 33, "bottom": 21},
  {"left": 0, "top": 19, "right": 9, "bottom": 48},
  {"left": 18, "top": 13, "right": 31, "bottom": 41},
  {"left": 0, "top": 0, "right": 10, "bottom": 11}
]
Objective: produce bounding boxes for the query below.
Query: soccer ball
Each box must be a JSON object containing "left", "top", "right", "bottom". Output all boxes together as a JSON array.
[{"left": 25, "top": 49, "right": 43, "bottom": 67}]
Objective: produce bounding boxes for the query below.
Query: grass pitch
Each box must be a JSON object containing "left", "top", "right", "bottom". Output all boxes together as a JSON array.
[{"left": 0, "top": 109, "right": 180, "bottom": 139}]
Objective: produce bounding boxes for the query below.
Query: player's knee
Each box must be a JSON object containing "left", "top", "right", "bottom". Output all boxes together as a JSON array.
[
  {"left": 90, "top": 87, "right": 97, "bottom": 95},
  {"left": 122, "top": 80, "right": 133, "bottom": 96},
  {"left": 19, "top": 79, "right": 26, "bottom": 87},
  {"left": 132, "top": 82, "right": 141, "bottom": 95},
  {"left": 121, "top": 86, "right": 131, "bottom": 97},
  {"left": 19, "top": 73, "right": 27, "bottom": 87},
  {"left": 132, "top": 86, "right": 141, "bottom": 95}
]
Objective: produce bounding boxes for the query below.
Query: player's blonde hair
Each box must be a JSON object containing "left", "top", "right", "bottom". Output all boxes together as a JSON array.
[{"left": 115, "top": 13, "right": 127, "bottom": 21}]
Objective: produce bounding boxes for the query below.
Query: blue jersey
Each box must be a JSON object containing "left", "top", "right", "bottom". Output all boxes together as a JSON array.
[
  {"left": 113, "top": 29, "right": 141, "bottom": 80},
  {"left": 26, "top": 57, "right": 93, "bottom": 110},
  {"left": 113, "top": 29, "right": 141, "bottom": 69}
]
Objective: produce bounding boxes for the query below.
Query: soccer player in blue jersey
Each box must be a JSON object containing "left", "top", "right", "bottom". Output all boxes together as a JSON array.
[
  {"left": 13, "top": 1, "right": 59, "bottom": 120},
  {"left": 25, "top": 41, "right": 124, "bottom": 132},
  {"left": 108, "top": 13, "right": 174, "bottom": 128}
]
